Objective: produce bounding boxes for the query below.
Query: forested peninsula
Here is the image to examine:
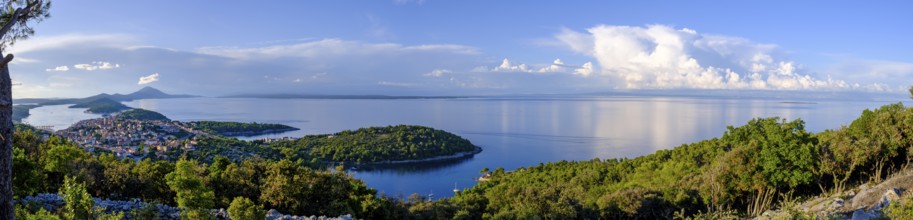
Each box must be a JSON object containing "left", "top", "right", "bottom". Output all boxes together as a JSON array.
[
  {"left": 186, "top": 125, "right": 481, "bottom": 164},
  {"left": 185, "top": 121, "right": 298, "bottom": 137}
]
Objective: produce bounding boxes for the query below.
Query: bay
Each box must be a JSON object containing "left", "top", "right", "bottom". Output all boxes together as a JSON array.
[{"left": 23, "top": 95, "right": 896, "bottom": 199}]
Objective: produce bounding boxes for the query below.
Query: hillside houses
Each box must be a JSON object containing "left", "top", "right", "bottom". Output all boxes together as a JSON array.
[{"left": 56, "top": 116, "right": 207, "bottom": 159}]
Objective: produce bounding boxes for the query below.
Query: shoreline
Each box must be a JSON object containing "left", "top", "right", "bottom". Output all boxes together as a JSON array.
[
  {"left": 361, "top": 146, "right": 483, "bottom": 165},
  {"left": 219, "top": 127, "right": 300, "bottom": 137}
]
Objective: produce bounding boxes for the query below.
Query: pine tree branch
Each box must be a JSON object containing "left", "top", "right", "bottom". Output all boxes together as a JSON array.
[
  {"left": 0, "top": 7, "right": 24, "bottom": 41},
  {"left": 0, "top": 54, "right": 11, "bottom": 68}
]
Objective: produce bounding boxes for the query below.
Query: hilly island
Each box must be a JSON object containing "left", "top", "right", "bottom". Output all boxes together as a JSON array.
[{"left": 14, "top": 86, "right": 197, "bottom": 120}]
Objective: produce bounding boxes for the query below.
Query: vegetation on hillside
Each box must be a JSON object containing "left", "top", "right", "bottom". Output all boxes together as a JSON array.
[
  {"left": 69, "top": 98, "right": 131, "bottom": 114},
  {"left": 10, "top": 129, "right": 392, "bottom": 219},
  {"left": 178, "top": 125, "right": 479, "bottom": 164},
  {"left": 14, "top": 96, "right": 913, "bottom": 219},
  {"left": 267, "top": 125, "right": 478, "bottom": 163},
  {"left": 186, "top": 121, "right": 297, "bottom": 136},
  {"left": 12, "top": 104, "right": 37, "bottom": 122},
  {"left": 424, "top": 102, "right": 913, "bottom": 219},
  {"left": 116, "top": 109, "right": 170, "bottom": 121}
]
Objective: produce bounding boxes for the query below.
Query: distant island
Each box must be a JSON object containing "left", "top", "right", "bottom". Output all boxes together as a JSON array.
[
  {"left": 115, "top": 108, "right": 170, "bottom": 121},
  {"left": 269, "top": 125, "right": 481, "bottom": 164},
  {"left": 186, "top": 121, "right": 299, "bottom": 137},
  {"left": 19, "top": 86, "right": 197, "bottom": 105},
  {"left": 68, "top": 97, "right": 131, "bottom": 114},
  {"left": 13, "top": 86, "right": 197, "bottom": 121},
  {"left": 221, "top": 93, "right": 470, "bottom": 99}
]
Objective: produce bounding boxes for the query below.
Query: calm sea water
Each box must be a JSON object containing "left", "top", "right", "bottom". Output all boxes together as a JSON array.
[{"left": 23, "top": 96, "right": 898, "bottom": 199}]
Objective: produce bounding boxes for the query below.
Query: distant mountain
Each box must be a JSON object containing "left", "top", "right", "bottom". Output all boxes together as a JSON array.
[
  {"left": 13, "top": 87, "right": 197, "bottom": 119},
  {"left": 15, "top": 87, "right": 198, "bottom": 106},
  {"left": 117, "top": 86, "right": 197, "bottom": 100},
  {"left": 221, "top": 93, "right": 470, "bottom": 99}
]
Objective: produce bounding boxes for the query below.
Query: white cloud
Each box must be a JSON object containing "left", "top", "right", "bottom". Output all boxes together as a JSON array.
[
  {"left": 196, "top": 39, "right": 478, "bottom": 60},
  {"left": 74, "top": 61, "right": 121, "bottom": 71},
  {"left": 492, "top": 58, "right": 531, "bottom": 72},
  {"left": 8, "top": 34, "right": 134, "bottom": 55},
  {"left": 137, "top": 73, "right": 159, "bottom": 85},
  {"left": 477, "top": 58, "right": 594, "bottom": 77},
  {"left": 824, "top": 57, "right": 913, "bottom": 90},
  {"left": 98, "top": 62, "right": 120, "bottom": 69},
  {"left": 538, "top": 59, "right": 566, "bottom": 72},
  {"left": 425, "top": 69, "right": 452, "bottom": 77},
  {"left": 556, "top": 24, "right": 863, "bottom": 90},
  {"left": 45, "top": 66, "right": 69, "bottom": 72},
  {"left": 73, "top": 64, "right": 94, "bottom": 70},
  {"left": 574, "top": 62, "right": 594, "bottom": 77}
]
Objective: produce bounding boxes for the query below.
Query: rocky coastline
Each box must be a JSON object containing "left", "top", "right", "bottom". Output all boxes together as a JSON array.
[{"left": 219, "top": 127, "right": 300, "bottom": 137}]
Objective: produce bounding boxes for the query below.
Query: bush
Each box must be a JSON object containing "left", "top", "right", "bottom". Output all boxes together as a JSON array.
[
  {"left": 59, "top": 176, "right": 93, "bottom": 220},
  {"left": 228, "top": 197, "right": 265, "bottom": 220},
  {"left": 887, "top": 197, "right": 913, "bottom": 219}
]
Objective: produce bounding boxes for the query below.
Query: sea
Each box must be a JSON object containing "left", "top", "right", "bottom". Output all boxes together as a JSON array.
[{"left": 20, "top": 94, "right": 903, "bottom": 199}]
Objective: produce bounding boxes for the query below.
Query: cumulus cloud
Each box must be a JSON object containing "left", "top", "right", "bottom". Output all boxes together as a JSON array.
[
  {"left": 574, "top": 62, "right": 594, "bottom": 77},
  {"left": 74, "top": 61, "right": 120, "bottom": 71},
  {"left": 538, "top": 59, "right": 566, "bottom": 72},
  {"left": 137, "top": 73, "right": 159, "bottom": 85},
  {"left": 475, "top": 58, "right": 594, "bottom": 77},
  {"left": 45, "top": 66, "right": 69, "bottom": 72},
  {"left": 493, "top": 58, "right": 531, "bottom": 72},
  {"left": 556, "top": 24, "right": 863, "bottom": 90},
  {"left": 425, "top": 69, "right": 452, "bottom": 77}
]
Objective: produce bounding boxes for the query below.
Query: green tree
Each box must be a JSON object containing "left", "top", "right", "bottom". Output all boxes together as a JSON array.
[
  {"left": 816, "top": 128, "right": 871, "bottom": 193},
  {"left": 43, "top": 144, "right": 84, "bottom": 174},
  {"left": 15, "top": 206, "right": 60, "bottom": 220},
  {"left": 215, "top": 160, "right": 261, "bottom": 208},
  {"left": 1, "top": 1, "right": 52, "bottom": 217},
  {"left": 59, "top": 176, "right": 93, "bottom": 220},
  {"left": 132, "top": 159, "right": 174, "bottom": 204},
  {"left": 42, "top": 144, "right": 86, "bottom": 192},
  {"left": 846, "top": 104, "right": 909, "bottom": 181},
  {"left": 714, "top": 118, "right": 818, "bottom": 216},
  {"left": 228, "top": 197, "right": 264, "bottom": 220},
  {"left": 166, "top": 158, "right": 214, "bottom": 220},
  {"left": 11, "top": 148, "right": 42, "bottom": 198}
]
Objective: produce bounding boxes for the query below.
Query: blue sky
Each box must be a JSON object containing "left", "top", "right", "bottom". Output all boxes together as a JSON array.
[{"left": 8, "top": 0, "right": 913, "bottom": 98}]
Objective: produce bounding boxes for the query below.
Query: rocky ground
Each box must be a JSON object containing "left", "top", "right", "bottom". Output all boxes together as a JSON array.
[
  {"left": 757, "top": 168, "right": 913, "bottom": 219},
  {"left": 17, "top": 193, "right": 354, "bottom": 220}
]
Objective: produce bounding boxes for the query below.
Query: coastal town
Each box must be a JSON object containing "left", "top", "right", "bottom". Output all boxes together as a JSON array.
[
  {"left": 55, "top": 115, "right": 210, "bottom": 159},
  {"left": 48, "top": 108, "right": 299, "bottom": 161}
]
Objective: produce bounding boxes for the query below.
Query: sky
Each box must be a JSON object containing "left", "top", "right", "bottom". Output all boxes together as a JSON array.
[{"left": 7, "top": 0, "right": 913, "bottom": 98}]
